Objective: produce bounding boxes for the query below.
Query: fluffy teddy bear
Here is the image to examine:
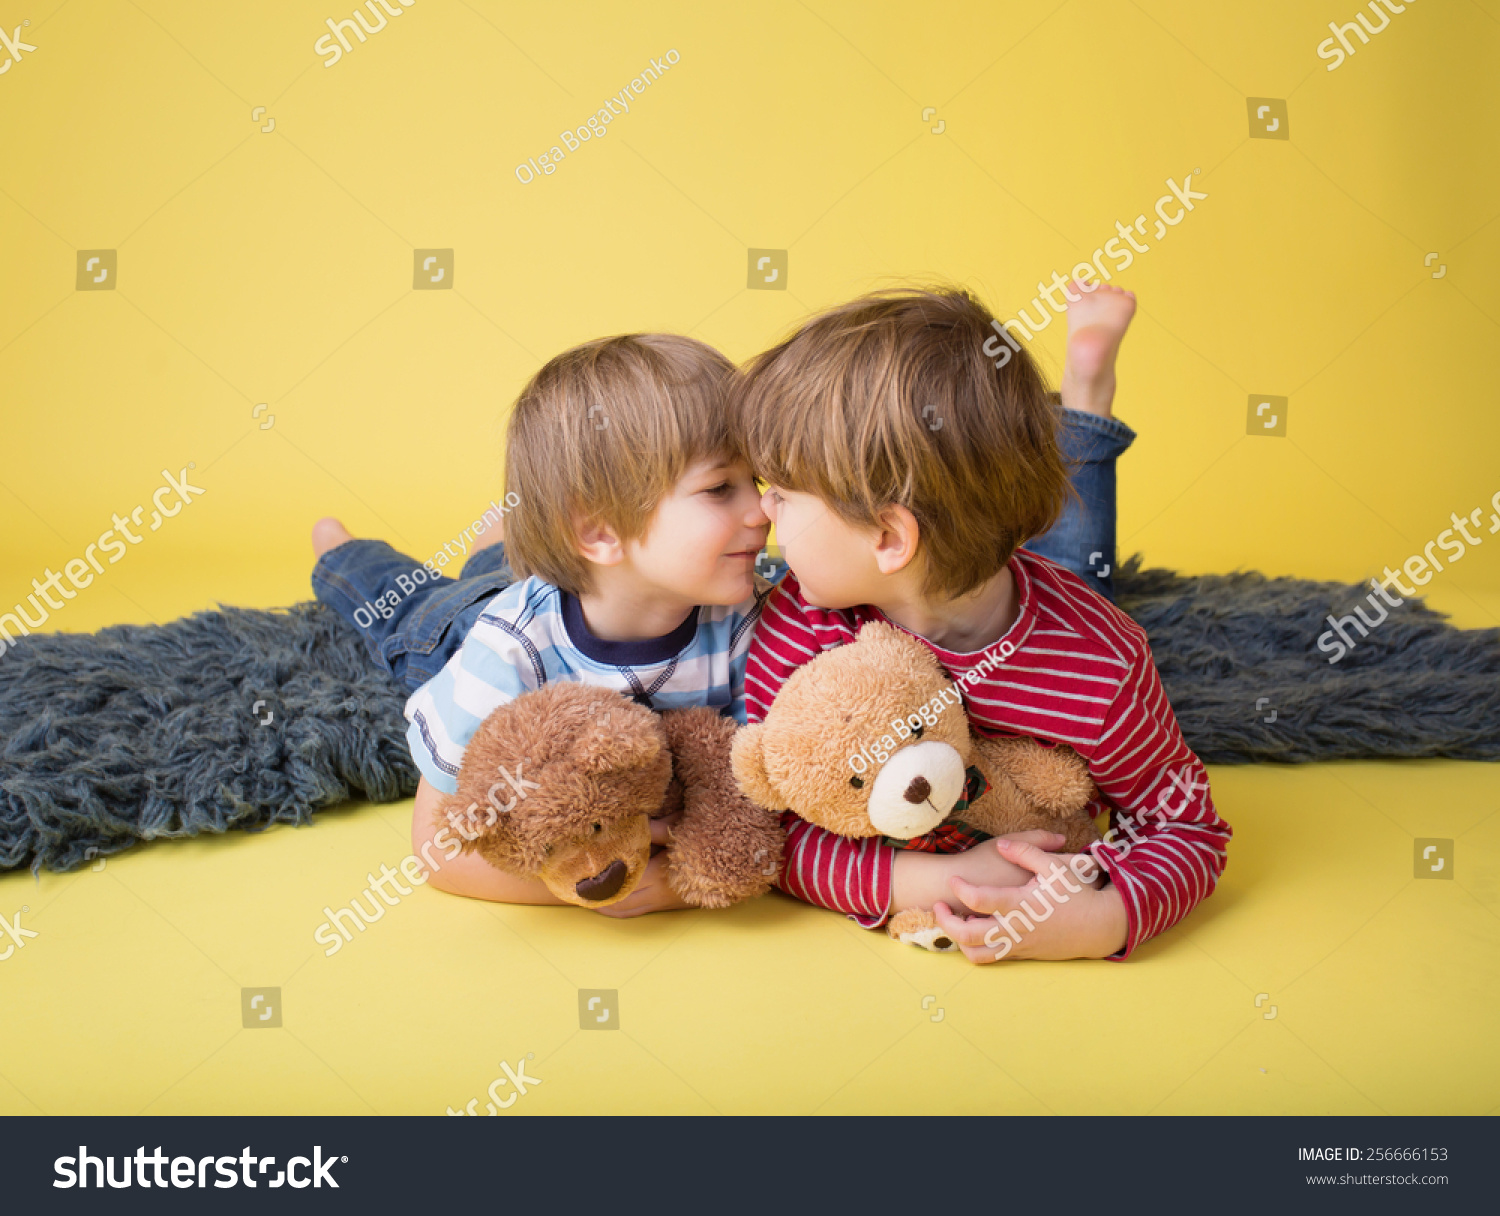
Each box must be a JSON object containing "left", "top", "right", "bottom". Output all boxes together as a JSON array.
[
  {"left": 438, "top": 681, "right": 784, "bottom": 910},
  {"left": 731, "top": 620, "right": 1101, "bottom": 951}
]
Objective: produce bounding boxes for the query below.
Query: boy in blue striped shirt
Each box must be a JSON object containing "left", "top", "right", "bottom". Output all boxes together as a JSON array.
[{"left": 310, "top": 333, "right": 775, "bottom": 914}]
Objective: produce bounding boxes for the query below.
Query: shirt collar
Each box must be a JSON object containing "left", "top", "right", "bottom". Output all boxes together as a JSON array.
[{"left": 559, "top": 591, "right": 701, "bottom": 667}]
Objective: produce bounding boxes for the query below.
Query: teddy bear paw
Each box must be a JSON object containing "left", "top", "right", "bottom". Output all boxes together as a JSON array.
[
  {"left": 898, "top": 924, "right": 960, "bottom": 952},
  {"left": 887, "top": 908, "right": 960, "bottom": 952}
]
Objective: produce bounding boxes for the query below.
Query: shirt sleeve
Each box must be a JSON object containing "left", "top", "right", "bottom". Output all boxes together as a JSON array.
[
  {"left": 1079, "top": 640, "right": 1233, "bottom": 959},
  {"left": 403, "top": 620, "right": 538, "bottom": 795},
  {"left": 747, "top": 576, "right": 898, "bottom": 925},
  {"left": 744, "top": 575, "right": 825, "bottom": 725}
]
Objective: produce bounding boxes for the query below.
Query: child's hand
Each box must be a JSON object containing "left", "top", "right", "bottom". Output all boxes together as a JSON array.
[
  {"left": 933, "top": 837, "right": 1128, "bottom": 962},
  {"left": 942, "top": 833, "right": 1060, "bottom": 909},
  {"left": 593, "top": 850, "right": 693, "bottom": 918},
  {"left": 891, "top": 830, "right": 1066, "bottom": 917}
]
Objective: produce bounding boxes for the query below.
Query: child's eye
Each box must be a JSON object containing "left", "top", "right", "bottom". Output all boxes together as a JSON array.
[{"left": 703, "top": 483, "right": 732, "bottom": 497}]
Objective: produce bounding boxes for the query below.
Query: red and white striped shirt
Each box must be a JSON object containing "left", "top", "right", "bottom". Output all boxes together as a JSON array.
[{"left": 745, "top": 548, "right": 1231, "bottom": 959}]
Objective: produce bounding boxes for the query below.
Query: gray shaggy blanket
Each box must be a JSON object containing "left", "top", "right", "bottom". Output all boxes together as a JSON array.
[{"left": 2, "top": 557, "right": 1497, "bottom": 872}]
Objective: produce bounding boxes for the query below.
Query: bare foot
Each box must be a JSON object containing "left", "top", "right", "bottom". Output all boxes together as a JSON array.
[
  {"left": 1058, "top": 281, "right": 1136, "bottom": 418},
  {"left": 312, "top": 517, "right": 354, "bottom": 558}
]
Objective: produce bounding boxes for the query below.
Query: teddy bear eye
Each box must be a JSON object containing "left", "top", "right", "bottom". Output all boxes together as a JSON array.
[
  {"left": 910, "top": 724, "right": 924, "bottom": 738},
  {"left": 591, "top": 822, "right": 602, "bottom": 834},
  {"left": 849, "top": 775, "right": 864, "bottom": 789}
]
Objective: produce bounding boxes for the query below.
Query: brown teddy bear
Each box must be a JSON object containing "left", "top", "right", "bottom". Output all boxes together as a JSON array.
[
  {"left": 439, "top": 681, "right": 784, "bottom": 910},
  {"left": 731, "top": 620, "right": 1101, "bottom": 951}
]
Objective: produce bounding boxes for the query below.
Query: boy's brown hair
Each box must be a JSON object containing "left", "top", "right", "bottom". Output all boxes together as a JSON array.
[
  {"left": 504, "top": 333, "right": 739, "bottom": 596},
  {"left": 729, "top": 285, "right": 1073, "bottom": 601}
]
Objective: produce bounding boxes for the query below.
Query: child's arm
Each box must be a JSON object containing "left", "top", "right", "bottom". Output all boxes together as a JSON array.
[
  {"left": 932, "top": 839, "right": 1129, "bottom": 961},
  {"left": 745, "top": 579, "right": 898, "bottom": 924},
  {"left": 748, "top": 577, "right": 1033, "bottom": 927},
  {"left": 412, "top": 776, "right": 566, "bottom": 905},
  {"left": 936, "top": 644, "right": 1230, "bottom": 962},
  {"left": 891, "top": 832, "right": 1063, "bottom": 916},
  {"left": 401, "top": 592, "right": 569, "bottom": 906}
]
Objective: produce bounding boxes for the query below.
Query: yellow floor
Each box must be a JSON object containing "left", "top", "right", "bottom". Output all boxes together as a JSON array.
[
  {"left": 3, "top": 2, "right": 1499, "bottom": 1114},
  {"left": 1, "top": 591, "right": 1497, "bottom": 1116}
]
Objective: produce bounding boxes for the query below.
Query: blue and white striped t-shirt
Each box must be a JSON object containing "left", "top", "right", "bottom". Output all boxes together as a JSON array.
[{"left": 404, "top": 574, "right": 775, "bottom": 794}]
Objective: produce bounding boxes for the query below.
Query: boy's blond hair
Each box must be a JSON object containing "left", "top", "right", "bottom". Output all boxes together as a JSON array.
[
  {"left": 729, "top": 286, "right": 1072, "bottom": 601},
  {"left": 504, "top": 333, "right": 738, "bottom": 595}
]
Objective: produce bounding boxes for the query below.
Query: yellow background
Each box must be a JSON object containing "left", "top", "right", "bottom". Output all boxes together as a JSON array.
[{"left": 1, "top": 0, "right": 1497, "bottom": 1115}]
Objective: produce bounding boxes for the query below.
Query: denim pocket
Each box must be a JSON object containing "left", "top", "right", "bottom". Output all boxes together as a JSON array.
[{"left": 392, "top": 576, "right": 511, "bottom": 660}]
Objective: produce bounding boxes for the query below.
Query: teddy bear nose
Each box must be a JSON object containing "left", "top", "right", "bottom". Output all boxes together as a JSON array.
[
  {"left": 575, "top": 859, "right": 627, "bottom": 902},
  {"left": 903, "top": 776, "right": 932, "bottom": 804}
]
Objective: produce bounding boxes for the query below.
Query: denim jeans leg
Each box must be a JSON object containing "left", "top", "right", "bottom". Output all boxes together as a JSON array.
[
  {"left": 312, "top": 539, "right": 515, "bottom": 692},
  {"left": 1024, "top": 404, "right": 1137, "bottom": 602}
]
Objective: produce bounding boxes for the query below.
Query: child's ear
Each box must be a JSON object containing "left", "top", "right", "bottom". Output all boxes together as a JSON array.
[
  {"left": 573, "top": 514, "right": 625, "bottom": 567},
  {"left": 731, "top": 725, "right": 787, "bottom": 810},
  {"left": 872, "top": 504, "right": 920, "bottom": 575}
]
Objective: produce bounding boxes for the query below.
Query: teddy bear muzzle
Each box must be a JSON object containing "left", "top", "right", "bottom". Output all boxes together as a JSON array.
[
  {"left": 866, "top": 740, "right": 968, "bottom": 840},
  {"left": 537, "top": 813, "right": 653, "bottom": 908}
]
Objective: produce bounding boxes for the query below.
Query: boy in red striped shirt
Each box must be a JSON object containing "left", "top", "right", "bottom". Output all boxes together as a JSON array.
[{"left": 731, "top": 283, "right": 1231, "bottom": 961}]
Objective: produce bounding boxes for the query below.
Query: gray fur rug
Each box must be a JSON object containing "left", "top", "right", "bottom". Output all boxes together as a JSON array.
[{"left": 2, "top": 556, "right": 1497, "bottom": 873}]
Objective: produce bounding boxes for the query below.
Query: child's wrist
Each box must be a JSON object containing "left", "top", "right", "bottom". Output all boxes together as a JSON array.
[{"left": 1089, "top": 884, "right": 1129, "bottom": 957}]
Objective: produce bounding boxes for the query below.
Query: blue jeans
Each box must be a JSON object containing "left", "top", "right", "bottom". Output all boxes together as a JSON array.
[
  {"left": 1022, "top": 405, "right": 1136, "bottom": 602},
  {"left": 313, "top": 407, "right": 1135, "bottom": 694},
  {"left": 312, "top": 540, "right": 518, "bottom": 694}
]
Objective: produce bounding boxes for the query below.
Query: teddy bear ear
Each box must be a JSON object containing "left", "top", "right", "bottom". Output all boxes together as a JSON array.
[
  {"left": 437, "top": 794, "right": 528, "bottom": 870},
  {"left": 855, "top": 619, "right": 910, "bottom": 654},
  {"left": 730, "top": 724, "right": 788, "bottom": 811}
]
